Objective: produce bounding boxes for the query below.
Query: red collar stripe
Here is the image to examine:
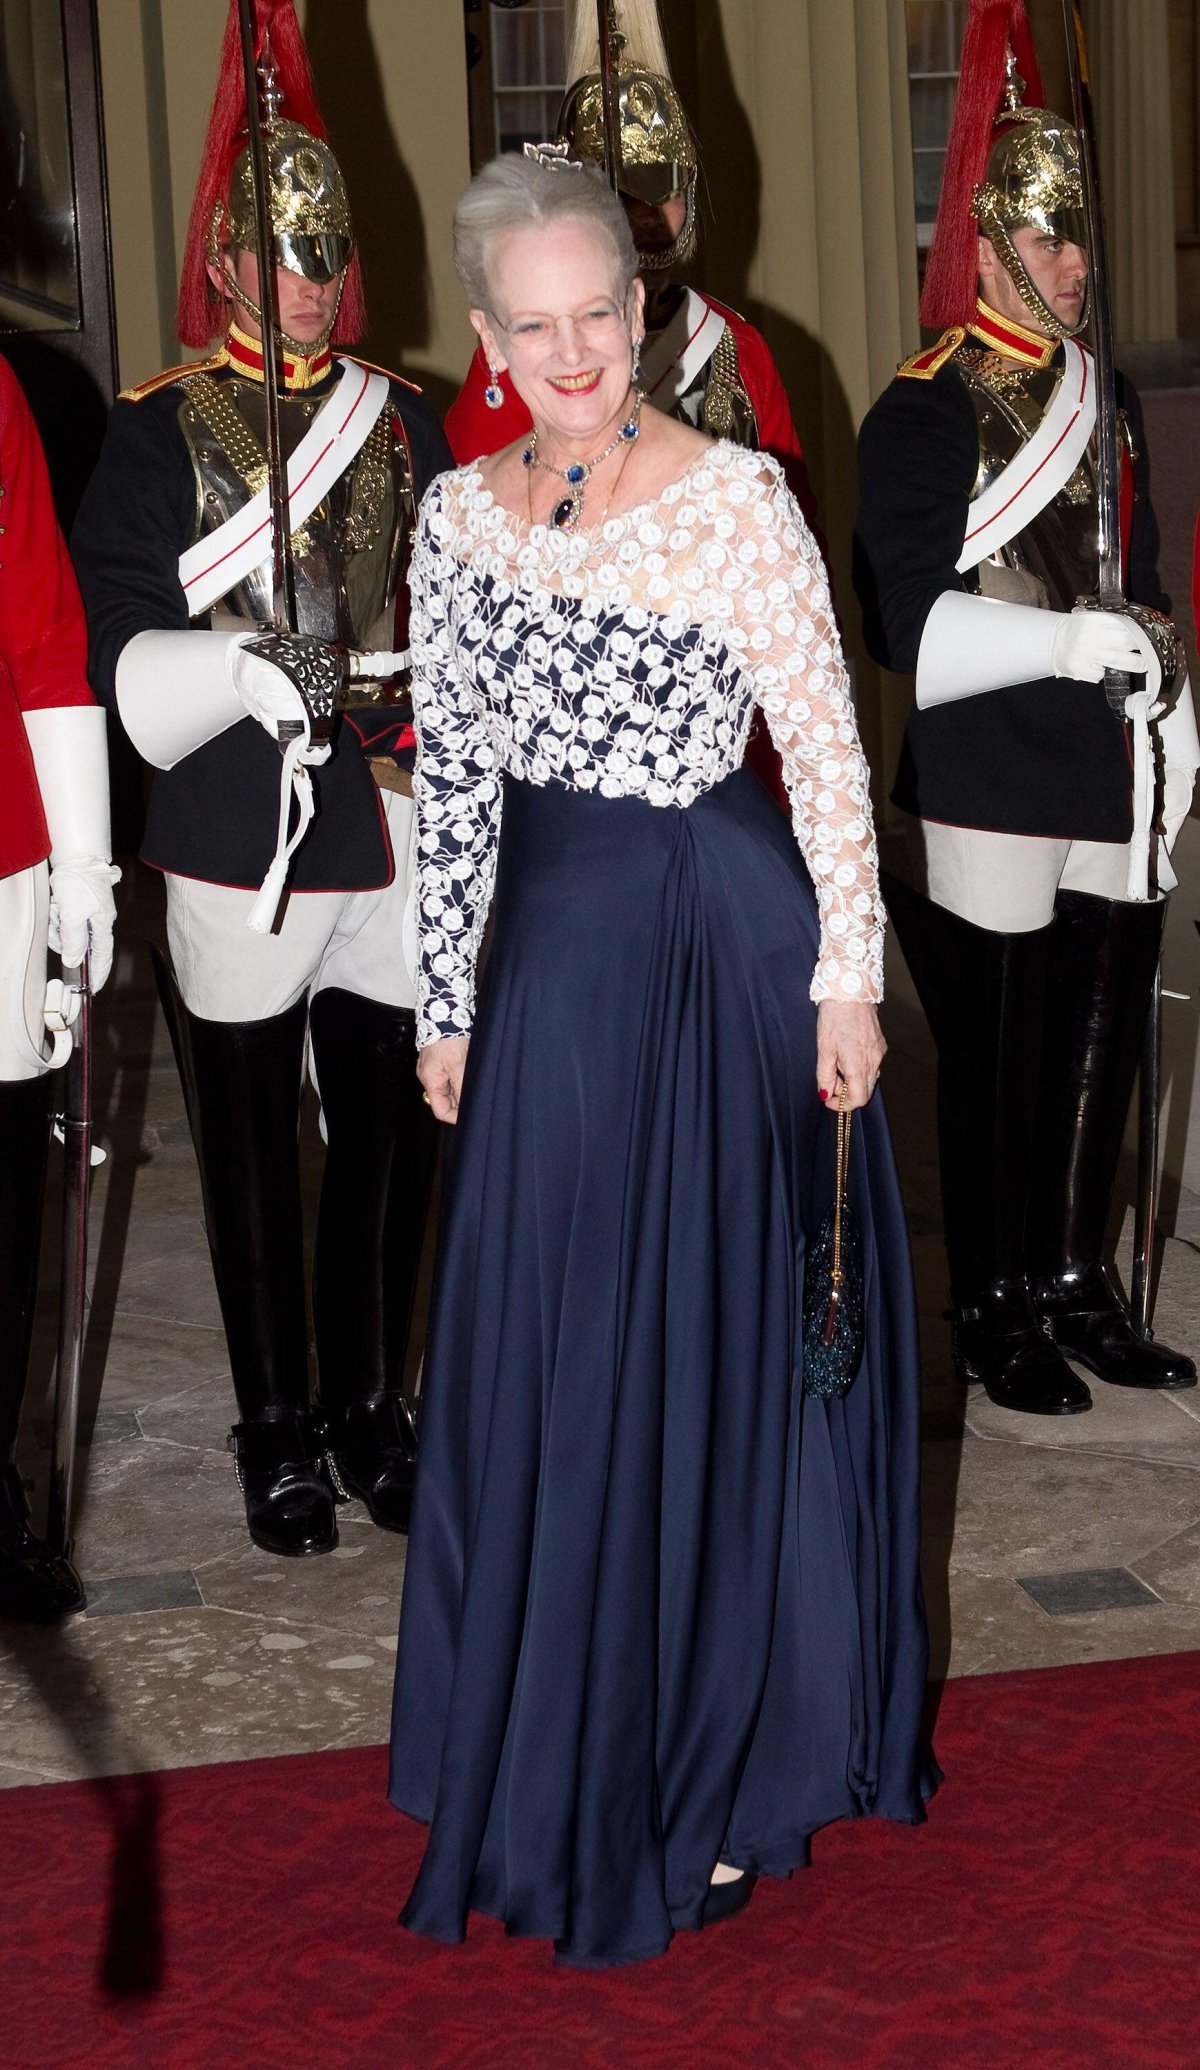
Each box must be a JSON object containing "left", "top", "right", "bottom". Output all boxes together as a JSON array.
[
  {"left": 968, "top": 302, "right": 1055, "bottom": 368},
  {"left": 224, "top": 330, "right": 333, "bottom": 391}
]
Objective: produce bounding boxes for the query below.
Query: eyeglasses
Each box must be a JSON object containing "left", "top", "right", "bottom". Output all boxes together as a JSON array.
[{"left": 490, "top": 300, "right": 630, "bottom": 350}]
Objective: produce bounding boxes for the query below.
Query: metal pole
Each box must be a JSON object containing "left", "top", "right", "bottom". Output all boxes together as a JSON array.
[
  {"left": 45, "top": 955, "right": 94, "bottom": 1560},
  {"left": 235, "top": 0, "right": 295, "bottom": 634},
  {"left": 596, "top": 0, "right": 621, "bottom": 192},
  {"left": 1130, "top": 968, "right": 1162, "bottom": 1338}
]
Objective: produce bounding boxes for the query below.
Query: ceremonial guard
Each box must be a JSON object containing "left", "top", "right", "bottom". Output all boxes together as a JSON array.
[
  {"left": 72, "top": 1, "right": 452, "bottom": 1555},
  {"left": 854, "top": 0, "right": 1198, "bottom": 1416},
  {"left": 0, "top": 355, "right": 118, "bottom": 1618},
  {"left": 447, "top": 0, "right": 806, "bottom": 496}
]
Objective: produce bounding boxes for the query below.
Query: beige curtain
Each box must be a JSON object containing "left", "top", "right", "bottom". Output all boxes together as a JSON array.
[
  {"left": 1088, "top": 0, "right": 1178, "bottom": 343},
  {"left": 690, "top": 0, "right": 922, "bottom": 790}
]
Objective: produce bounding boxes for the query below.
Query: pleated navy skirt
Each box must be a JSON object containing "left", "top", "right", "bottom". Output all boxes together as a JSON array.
[{"left": 389, "top": 765, "right": 934, "bottom": 1968}]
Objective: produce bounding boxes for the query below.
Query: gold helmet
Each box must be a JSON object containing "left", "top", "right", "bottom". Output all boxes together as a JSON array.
[
  {"left": 921, "top": 10, "right": 1089, "bottom": 338},
  {"left": 216, "top": 121, "right": 354, "bottom": 289},
  {"left": 179, "top": 1, "right": 364, "bottom": 353},
  {"left": 971, "top": 72, "right": 1088, "bottom": 338},
  {"left": 556, "top": 0, "right": 698, "bottom": 272}
]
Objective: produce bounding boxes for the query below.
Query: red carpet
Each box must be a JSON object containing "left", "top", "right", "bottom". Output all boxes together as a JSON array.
[{"left": 2, "top": 1652, "right": 1198, "bottom": 2069}]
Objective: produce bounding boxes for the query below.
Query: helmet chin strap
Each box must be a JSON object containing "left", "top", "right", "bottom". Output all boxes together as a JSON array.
[
  {"left": 220, "top": 259, "right": 346, "bottom": 359},
  {"left": 979, "top": 214, "right": 1091, "bottom": 342},
  {"left": 636, "top": 183, "right": 698, "bottom": 276}
]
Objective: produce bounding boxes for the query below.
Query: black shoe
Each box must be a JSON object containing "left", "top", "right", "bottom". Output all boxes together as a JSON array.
[
  {"left": 0, "top": 1465, "right": 86, "bottom": 1621},
  {"left": 702, "top": 1870, "right": 757, "bottom": 1928},
  {"left": 1036, "top": 1266, "right": 1197, "bottom": 1390},
  {"left": 952, "top": 1280, "right": 1092, "bottom": 1415},
  {"left": 228, "top": 1410, "right": 338, "bottom": 1557},
  {"left": 323, "top": 1393, "right": 418, "bottom": 1534}
]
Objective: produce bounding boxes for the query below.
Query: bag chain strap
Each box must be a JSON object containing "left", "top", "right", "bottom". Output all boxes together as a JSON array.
[{"left": 822, "top": 1083, "right": 853, "bottom": 1346}]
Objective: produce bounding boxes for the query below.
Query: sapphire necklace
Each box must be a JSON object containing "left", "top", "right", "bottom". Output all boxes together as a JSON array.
[{"left": 523, "top": 390, "right": 644, "bottom": 533}]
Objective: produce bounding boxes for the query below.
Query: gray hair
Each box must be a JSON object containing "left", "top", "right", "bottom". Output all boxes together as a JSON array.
[{"left": 453, "top": 152, "right": 638, "bottom": 313}]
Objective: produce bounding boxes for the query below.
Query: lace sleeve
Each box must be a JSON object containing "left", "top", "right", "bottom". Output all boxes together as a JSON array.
[
  {"left": 734, "top": 463, "right": 885, "bottom": 1004},
  {"left": 410, "top": 482, "right": 503, "bottom": 1047}
]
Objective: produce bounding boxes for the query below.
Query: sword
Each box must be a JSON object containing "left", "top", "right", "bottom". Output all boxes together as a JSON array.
[
  {"left": 1062, "top": 0, "right": 1162, "bottom": 1335},
  {"left": 1129, "top": 962, "right": 1161, "bottom": 1338},
  {"left": 236, "top": 0, "right": 297, "bottom": 648},
  {"left": 45, "top": 951, "right": 98, "bottom": 1569},
  {"left": 234, "top": 0, "right": 339, "bottom": 933},
  {"left": 1060, "top": 0, "right": 1131, "bottom": 719}
]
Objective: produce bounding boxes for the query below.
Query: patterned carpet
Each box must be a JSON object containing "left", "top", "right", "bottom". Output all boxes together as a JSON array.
[{"left": 2, "top": 1651, "right": 1197, "bottom": 2068}]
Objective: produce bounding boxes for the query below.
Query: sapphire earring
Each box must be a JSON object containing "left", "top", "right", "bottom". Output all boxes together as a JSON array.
[{"left": 484, "top": 365, "right": 505, "bottom": 410}]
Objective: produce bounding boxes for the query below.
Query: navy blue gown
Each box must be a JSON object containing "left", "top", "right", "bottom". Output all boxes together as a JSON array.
[{"left": 388, "top": 450, "right": 934, "bottom": 1968}]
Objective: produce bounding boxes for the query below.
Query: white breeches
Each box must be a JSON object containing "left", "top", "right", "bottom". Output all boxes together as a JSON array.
[
  {"left": 0, "top": 864, "right": 52, "bottom": 1082},
  {"left": 909, "top": 818, "right": 1158, "bottom": 934},
  {"left": 166, "top": 788, "right": 418, "bottom": 1022}
]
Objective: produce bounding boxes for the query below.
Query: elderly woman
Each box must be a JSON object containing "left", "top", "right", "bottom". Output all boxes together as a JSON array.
[{"left": 389, "top": 151, "right": 934, "bottom": 1968}]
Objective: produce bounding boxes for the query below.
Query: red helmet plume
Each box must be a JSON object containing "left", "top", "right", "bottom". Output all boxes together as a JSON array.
[
  {"left": 177, "top": 0, "right": 366, "bottom": 349},
  {"left": 919, "top": 0, "right": 1045, "bottom": 330}
]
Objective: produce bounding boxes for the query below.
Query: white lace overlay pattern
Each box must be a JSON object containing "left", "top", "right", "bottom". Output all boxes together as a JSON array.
[{"left": 410, "top": 442, "right": 884, "bottom": 1046}]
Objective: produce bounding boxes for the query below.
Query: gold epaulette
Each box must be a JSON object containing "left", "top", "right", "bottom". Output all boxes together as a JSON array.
[
  {"left": 351, "top": 356, "right": 422, "bottom": 395},
  {"left": 119, "top": 350, "right": 227, "bottom": 403},
  {"left": 895, "top": 327, "right": 967, "bottom": 381}
]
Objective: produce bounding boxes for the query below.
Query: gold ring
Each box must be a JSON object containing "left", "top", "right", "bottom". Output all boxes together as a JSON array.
[{"left": 421, "top": 1092, "right": 432, "bottom": 1106}]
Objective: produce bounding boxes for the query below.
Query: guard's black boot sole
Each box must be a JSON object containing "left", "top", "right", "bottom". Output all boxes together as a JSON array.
[
  {"left": 1037, "top": 1269, "right": 1197, "bottom": 1389},
  {"left": 323, "top": 1393, "right": 417, "bottom": 1534},
  {"left": 229, "top": 1411, "right": 338, "bottom": 1557},
  {"left": 952, "top": 1278, "right": 1091, "bottom": 1413},
  {"left": 0, "top": 1466, "right": 86, "bottom": 1620},
  {"left": 952, "top": 1325, "right": 1093, "bottom": 1413}
]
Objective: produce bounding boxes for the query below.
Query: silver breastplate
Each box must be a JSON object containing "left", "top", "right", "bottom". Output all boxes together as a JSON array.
[
  {"left": 956, "top": 350, "right": 1123, "bottom": 613},
  {"left": 178, "top": 373, "right": 415, "bottom": 649}
]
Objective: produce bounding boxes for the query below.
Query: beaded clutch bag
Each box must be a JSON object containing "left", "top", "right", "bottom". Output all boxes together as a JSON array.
[{"left": 802, "top": 1087, "right": 865, "bottom": 1399}]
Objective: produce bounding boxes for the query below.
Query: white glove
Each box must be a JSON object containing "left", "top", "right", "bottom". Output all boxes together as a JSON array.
[
  {"left": 24, "top": 705, "right": 120, "bottom": 991},
  {"left": 1050, "top": 607, "right": 1162, "bottom": 701},
  {"left": 115, "top": 629, "right": 325, "bottom": 770},
  {"left": 916, "top": 592, "right": 1165, "bottom": 710},
  {"left": 48, "top": 861, "right": 120, "bottom": 988},
  {"left": 227, "top": 640, "right": 313, "bottom": 742}
]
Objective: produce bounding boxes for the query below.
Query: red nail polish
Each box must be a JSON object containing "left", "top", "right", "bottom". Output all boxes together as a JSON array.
[{"left": 818, "top": 1088, "right": 828, "bottom": 1101}]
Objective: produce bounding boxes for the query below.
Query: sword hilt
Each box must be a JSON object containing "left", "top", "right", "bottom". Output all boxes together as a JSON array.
[
  {"left": 241, "top": 632, "right": 344, "bottom": 752},
  {"left": 1102, "top": 664, "right": 1135, "bottom": 718}
]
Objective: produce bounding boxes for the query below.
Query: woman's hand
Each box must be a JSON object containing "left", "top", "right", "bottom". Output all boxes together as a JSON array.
[
  {"left": 815, "top": 1000, "right": 885, "bottom": 1111},
  {"left": 417, "top": 1035, "right": 470, "bottom": 1125}
]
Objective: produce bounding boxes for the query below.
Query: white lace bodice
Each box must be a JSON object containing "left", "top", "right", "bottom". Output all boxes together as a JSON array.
[{"left": 410, "top": 442, "right": 884, "bottom": 1046}]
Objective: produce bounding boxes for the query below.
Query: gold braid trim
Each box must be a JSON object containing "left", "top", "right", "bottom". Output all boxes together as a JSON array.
[{"left": 701, "top": 323, "right": 753, "bottom": 439}]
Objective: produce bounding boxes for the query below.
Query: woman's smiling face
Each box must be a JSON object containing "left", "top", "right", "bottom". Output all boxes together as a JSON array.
[{"left": 473, "top": 216, "right": 644, "bottom": 450}]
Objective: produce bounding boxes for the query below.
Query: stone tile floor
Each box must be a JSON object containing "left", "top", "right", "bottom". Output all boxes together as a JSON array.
[{"left": 2, "top": 836, "right": 1199, "bottom": 1786}]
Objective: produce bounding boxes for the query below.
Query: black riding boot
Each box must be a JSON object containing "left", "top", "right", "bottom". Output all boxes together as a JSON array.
[
  {"left": 883, "top": 876, "right": 1091, "bottom": 1415},
  {"left": 1028, "top": 891, "right": 1196, "bottom": 1388},
  {"left": 0, "top": 1076, "right": 86, "bottom": 1619},
  {"left": 310, "top": 988, "right": 437, "bottom": 1533},
  {"left": 153, "top": 950, "right": 337, "bottom": 1556}
]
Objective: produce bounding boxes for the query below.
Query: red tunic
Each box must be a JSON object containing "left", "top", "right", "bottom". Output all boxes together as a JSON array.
[{"left": 0, "top": 356, "right": 95, "bottom": 878}]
